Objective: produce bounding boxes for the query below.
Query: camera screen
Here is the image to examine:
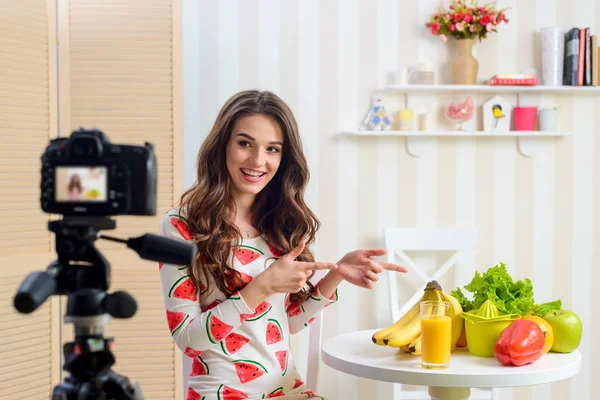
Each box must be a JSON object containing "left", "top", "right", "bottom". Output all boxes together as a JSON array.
[{"left": 55, "top": 166, "right": 108, "bottom": 202}]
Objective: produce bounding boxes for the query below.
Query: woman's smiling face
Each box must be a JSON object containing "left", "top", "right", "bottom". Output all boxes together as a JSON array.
[{"left": 225, "top": 114, "right": 284, "bottom": 198}]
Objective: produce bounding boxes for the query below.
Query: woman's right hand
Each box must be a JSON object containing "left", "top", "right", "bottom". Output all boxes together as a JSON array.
[{"left": 258, "top": 240, "right": 338, "bottom": 295}]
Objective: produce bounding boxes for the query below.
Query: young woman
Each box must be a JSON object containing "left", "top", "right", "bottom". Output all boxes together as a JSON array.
[
  {"left": 159, "top": 90, "right": 407, "bottom": 400},
  {"left": 66, "top": 173, "right": 83, "bottom": 201}
]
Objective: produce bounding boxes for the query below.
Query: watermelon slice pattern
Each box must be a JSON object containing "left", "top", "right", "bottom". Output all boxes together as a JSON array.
[
  {"left": 163, "top": 233, "right": 335, "bottom": 400},
  {"left": 206, "top": 312, "right": 234, "bottom": 344},
  {"left": 201, "top": 299, "right": 222, "bottom": 312},
  {"left": 275, "top": 350, "right": 288, "bottom": 376},
  {"left": 266, "top": 241, "right": 282, "bottom": 257},
  {"left": 217, "top": 384, "right": 248, "bottom": 400},
  {"left": 190, "top": 356, "right": 209, "bottom": 376},
  {"left": 233, "top": 245, "right": 264, "bottom": 265},
  {"left": 184, "top": 347, "right": 204, "bottom": 358},
  {"left": 225, "top": 269, "right": 253, "bottom": 293},
  {"left": 240, "top": 301, "right": 272, "bottom": 323},
  {"left": 309, "top": 283, "right": 321, "bottom": 301},
  {"left": 285, "top": 300, "right": 304, "bottom": 318},
  {"left": 266, "top": 319, "right": 283, "bottom": 345},
  {"left": 166, "top": 310, "right": 189, "bottom": 335},
  {"left": 220, "top": 332, "right": 250, "bottom": 356},
  {"left": 261, "top": 387, "right": 285, "bottom": 398},
  {"left": 169, "top": 276, "right": 198, "bottom": 302},
  {"left": 169, "top": 214, "right": 193, "bottom": 240},
  {"left": 303, "top": 316, "right": 318, "bottom": 327},
  {"left": 186, "top": 388, "right": 204, "bottom": 400},
  {"left": 233, "top": 359, "right": 268, "bottom": 384}
]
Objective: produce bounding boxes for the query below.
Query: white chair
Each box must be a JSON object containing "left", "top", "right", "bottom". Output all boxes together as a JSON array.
[
  {"left": 306, "top": 309, "right": 324, "bottom": 392},
  {"left": 183, "top": 353, "right": 192, "bottom": 396},
  {"left": 383, "top": 228, "right": 498, "bottom": 400}
]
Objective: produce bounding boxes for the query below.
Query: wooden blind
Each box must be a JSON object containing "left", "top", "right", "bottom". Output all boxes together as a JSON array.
[
  {"left": 0, "top": 1, "right": 58, "bottom": 399},
  {"left": 0, "top": 0, "right": 52, "bottom": 255},
  {"left": 64, "top": 0, "right": 180, "bottom": 398}
]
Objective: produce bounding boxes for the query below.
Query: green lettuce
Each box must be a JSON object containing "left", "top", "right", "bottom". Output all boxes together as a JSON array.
[
  {"left": 450, "top": 287, "right": 473, "bottom": 312},
  {"left": 453, "top": 262, "right": 562, "bottom": 317},
  {"left": 533, "top": 299, "right": 563, "bottom": 317}
]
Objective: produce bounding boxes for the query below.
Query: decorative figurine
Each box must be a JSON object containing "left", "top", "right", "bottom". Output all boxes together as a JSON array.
[
  {"left": 361, "top": 96, "right": 393, "bottom": 131},
  {"left": 483, "top": 95, "right": 512, "bottom": 132}
]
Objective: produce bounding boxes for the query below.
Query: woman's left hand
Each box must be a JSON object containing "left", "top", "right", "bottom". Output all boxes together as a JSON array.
[{"left": 335, "top": 249, "right": 408, "bottom": 289}]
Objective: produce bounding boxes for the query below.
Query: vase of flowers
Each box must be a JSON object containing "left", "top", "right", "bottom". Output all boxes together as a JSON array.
[{"left": 426, "top": 0, "right": 509, "bottom": 84}]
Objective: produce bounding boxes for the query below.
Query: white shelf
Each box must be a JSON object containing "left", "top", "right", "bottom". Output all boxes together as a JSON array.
[
  {"left": 382, "top": 84, "right": 600, "bottom": 94},
  {"left": 341, "top": 130, "right": 571, "bottom": 137},
  {"left": 340, "top": 130, "right": 570, "bottom": 157}
]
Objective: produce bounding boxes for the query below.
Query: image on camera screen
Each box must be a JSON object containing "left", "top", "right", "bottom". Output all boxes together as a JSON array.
[{"left": 55, "top": 166, "right": 108, "bottom": 202}]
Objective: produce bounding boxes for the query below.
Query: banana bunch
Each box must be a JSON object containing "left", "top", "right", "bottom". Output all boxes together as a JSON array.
[{"left": 371, "top": 281, "right": 464, "bottom": 353}]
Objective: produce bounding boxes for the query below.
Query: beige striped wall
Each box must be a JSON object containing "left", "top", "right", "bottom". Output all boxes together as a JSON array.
[{"left": 182, "top": 1, "right": 599, "bottom": 399}]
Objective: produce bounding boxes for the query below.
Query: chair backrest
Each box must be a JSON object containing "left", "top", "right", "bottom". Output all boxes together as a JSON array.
[
  {"left": 305, "top": 309, "right": 324, "bottom": 392},
  {"left": 182, "top": 353, "right": 192, "bottom": 395},
  {"left": 384, "top": 228, "right": 477, "bottom": 323},
  {"left": 384, "top": 228, "right": 485, "bottom": 400}
]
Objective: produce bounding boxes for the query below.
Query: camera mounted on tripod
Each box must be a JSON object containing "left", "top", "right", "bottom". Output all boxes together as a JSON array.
[{"left": 14, "top": 129, "right": 196, "bottom": 400}]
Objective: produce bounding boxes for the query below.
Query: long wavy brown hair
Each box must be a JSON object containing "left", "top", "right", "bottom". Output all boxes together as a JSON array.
[{"left": 179, "top": 90, "right": 320, "bottom": 306}]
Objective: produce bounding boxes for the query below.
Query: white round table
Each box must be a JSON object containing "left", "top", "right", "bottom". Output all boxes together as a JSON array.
[{"left": 321, "top": 329, "right": 581, "bottom": 400}]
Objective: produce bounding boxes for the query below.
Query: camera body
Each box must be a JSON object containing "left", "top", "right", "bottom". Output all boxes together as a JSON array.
[{"left": 41, "top": 128, "right": 156, "bottom": 216}]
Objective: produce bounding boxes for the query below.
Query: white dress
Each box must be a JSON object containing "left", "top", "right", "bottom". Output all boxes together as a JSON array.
[{"left": 159, "top": 209, "right": 338, "bottom": 400}]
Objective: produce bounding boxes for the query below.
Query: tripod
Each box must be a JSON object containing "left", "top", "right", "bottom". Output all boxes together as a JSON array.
[{"left": 14, "top": 216, "right": 195, "bottom": 400}]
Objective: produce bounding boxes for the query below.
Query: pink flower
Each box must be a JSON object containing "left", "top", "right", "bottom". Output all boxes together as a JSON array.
[
  {"left": 450, "top": 24, "right": 456, "bottom": 31},
  {"left": 470, "top": 24, "right": 477, "bottom": 32},
  {"left": 455, "top": 22, "right": 464, "bottom": 31},
  {"left": 439, "top": 34, "right": 447, "bottom": 43},
  {"left": 463, "top": 14, "right": 473, "bottom": 23},
  {"left": 486, "top": 22, "right": 493, "bottom": 31},
  {"left": 434, "top": 22, "right": 440, "bottom": 30}
]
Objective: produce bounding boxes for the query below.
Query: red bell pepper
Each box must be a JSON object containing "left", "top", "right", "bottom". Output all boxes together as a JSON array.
[{"left": 494, "top": 319, "right": 545, "bottom": 366}]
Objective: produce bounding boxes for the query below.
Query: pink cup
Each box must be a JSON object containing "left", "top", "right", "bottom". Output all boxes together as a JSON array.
[{"left": 513, "top": 107, "right": 537, "bottom": 131}]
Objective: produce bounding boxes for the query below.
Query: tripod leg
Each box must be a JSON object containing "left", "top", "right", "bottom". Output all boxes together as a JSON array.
[{"left": 102, "top": 370, "right": 145, "bottom": 400}]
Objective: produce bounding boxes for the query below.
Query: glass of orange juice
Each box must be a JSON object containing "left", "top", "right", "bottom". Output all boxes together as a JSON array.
[{"left": 420, "top": 300, "right": 452, "bottom": 369}]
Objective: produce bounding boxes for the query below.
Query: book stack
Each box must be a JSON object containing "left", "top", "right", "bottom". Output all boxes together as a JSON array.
[
  {"left": 489, "top": 74, "right": 538, "bottom": 86},
  {"left": 564, "top": 27, "right": 599, "bottom": 86}
]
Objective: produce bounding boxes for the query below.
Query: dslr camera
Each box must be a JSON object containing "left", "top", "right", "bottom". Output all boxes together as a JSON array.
[
  {"left": 14, "top": 128, "right": 195, "bottom": 400},
  {"left": 41, "top": 128, "right": 156, "bottom": 216}
]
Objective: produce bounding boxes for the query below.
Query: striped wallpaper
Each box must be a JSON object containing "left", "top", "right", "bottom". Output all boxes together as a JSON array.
[{"left": 181, "top": 1, "right": 599, "bottom": 399}]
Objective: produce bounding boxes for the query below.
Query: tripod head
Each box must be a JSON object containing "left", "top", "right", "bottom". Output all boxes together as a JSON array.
[{"left": 14, "top": 216, "right": 196, "bottom": 400}]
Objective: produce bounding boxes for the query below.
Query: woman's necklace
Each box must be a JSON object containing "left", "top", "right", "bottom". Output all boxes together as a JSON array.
[{"left": 238, "top": 224, "right": 257, "bottom": 238}]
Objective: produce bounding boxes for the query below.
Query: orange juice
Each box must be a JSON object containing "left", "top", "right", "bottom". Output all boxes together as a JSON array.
[{"left": 421, "top": 314, "right": 452, "bottom": 368}]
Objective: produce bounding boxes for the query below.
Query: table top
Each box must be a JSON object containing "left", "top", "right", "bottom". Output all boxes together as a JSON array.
[{"left": 321, "top": 329, "right": 581, "bottom": 388}]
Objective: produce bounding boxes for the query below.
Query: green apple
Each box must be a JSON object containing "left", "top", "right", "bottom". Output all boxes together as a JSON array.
[{"left": 543, "top": 309, "right": 582, "bottom": 353}]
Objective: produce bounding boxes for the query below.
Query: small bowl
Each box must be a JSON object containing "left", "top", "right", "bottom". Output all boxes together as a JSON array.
[{"left": 464, "top": 318, "right": 515, "bottom": 357}]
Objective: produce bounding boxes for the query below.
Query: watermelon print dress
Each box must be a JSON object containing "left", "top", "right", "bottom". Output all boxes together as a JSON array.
[{"left": 159, "top": 209, "right": 338, "bottom": 400}]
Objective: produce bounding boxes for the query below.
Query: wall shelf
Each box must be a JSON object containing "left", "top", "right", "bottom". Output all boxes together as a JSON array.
[
  {"left": 340, "top": 130, "right": 571, "bottom": 157},
  {"left": 361, "top": 84, "right": 590, "bottom": 157},
  {"left": 381, "top": 84, "right": 600, "bottom": 95},
  {"left": 341, "top": 130, "right": 570, "bottom": 137}
]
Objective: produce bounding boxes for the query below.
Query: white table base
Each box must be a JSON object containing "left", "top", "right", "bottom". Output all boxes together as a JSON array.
[{"left": 428, "top": 386, "right": 470, "bottom": 400}]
